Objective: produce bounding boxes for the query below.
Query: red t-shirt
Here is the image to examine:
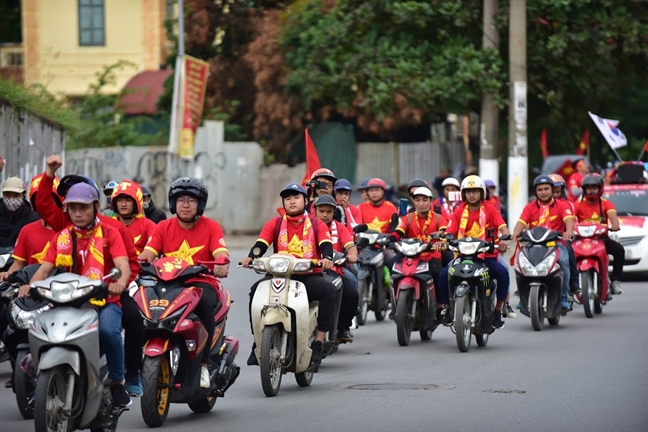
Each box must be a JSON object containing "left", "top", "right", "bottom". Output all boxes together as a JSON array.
[
  {"left": 326, "top": 220, "right": 353, "bottom": 275},
  {"left": 446, "top": 201, "right": 506, "bottom": 258},
  {"left": 487, "top": 195, "right": 502, "bottom": 211},
  {"left": 358, "top": 200, "right": 397, "bottom": 233},
  {"left": 12, "top": 220, "right": 54, "bottom": 265},
  {"left": 518, "top": 198, "right": 574, "bottom": 232},
  {"left": 573, "top": 198, "right": 616, "bottom": 223},
  {"left": 257, "top": 216, "right": 333, "bottom": 256},
  {"left": 567, "top": 172, "right": 584, "bottom": 202},
  {"left": 343, "top": 205, "right": 363, "bottom": 234},
  {"left": 144, "top": 216, "right": 228, "bottom": 265},
  {"left": 121, "top": 217, "right": 157, "bottom": 255},
  {"left": 394, "top": 212, "right": 447, "bottom": 260}
]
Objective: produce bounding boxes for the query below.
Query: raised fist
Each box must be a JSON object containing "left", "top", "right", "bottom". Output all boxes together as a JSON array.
[{"left": 46, "top": 154, "right": 63, "bottom": 176}]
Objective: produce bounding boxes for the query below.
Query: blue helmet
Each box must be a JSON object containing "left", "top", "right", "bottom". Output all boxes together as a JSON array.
[
  {"left": 334, "top": 179, "right": 352, "bottom": 192},
  {"left": 533, "top": 175, "right": 554, "bottom": 189},
  {"left": 280, "top": 183, "right": 307, "bottom": 199},
  {"left": 57, "top": 174, "right": 101, "bottom": 198},
  {"left": 358, "top": 178, "right": 372, "bottom": 191}
]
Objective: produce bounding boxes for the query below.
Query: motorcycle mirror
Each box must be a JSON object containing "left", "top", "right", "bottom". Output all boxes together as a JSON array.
[
  {"left": 433, "top": 205, "right": 441, "bottom": 214},
  {"left": 500, "top": 234, "right": 512, "bottom": 241},
  {"left": 353, "top": 224, "right": 368, "bottom": 233},
  {"left": 212, "top": 257, "right": 231, "bottom": 266},
  {"left": 104, "top": 268, "right": 122, "bottom": 281},
  {"left": 487, "top": 228, "right": 495, "bottom": 239}
]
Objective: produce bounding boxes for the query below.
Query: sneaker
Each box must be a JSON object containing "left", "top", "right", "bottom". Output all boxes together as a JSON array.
[
  {"left": 4, "top": 379, "right": 12, "bottom": 389},
  {"left": 611, "top": 280, "right": 623, "bottom": 295},
  {"left": 436, "top": 306, "right": 451, "bottom": 326},
  {"left": 570, "top": 283, "right": 583, "bottom": 296},
  {"left": 111, "top": 383, "right": 132, "bottom": 408},
  {"left": 492, "top": 310, "right": 505, "bottom": 329},
  {"left": 560, "top": 296, "right": 570, "bottom": 309},
  {"left": 516, "top": 302, "right": 522, "bottom": 310},
  {"left": 502, "top": 303, "right": 516, "bottom": 319},
  {"left": 125, "top": 371, "right": 143, "bottom": 397},
  {"left": 337, "top": 329, "right": 354, "bottom": 343},
  {"left": 310, "top": 340, "right": 325, "bottom": 365},
  {"left": 200, "top": 366, "right": 210, "bottom": 388},
  {"left": 247, "top": 344, "right": 258, "bottom": 366}
]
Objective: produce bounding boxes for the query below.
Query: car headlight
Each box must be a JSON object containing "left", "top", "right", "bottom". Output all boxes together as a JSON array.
[
  {"left": 457, "top": 241, "right": 480, "bottom": 255},
  {"left": 0, "top": 254, "right": 10, "bottom": 268},
  {"left": 10, "top": 301, "right": 52, "bottom": 330},
  {"left": 576, "top": 225, "right": 596, "bottom": 238},
  {"left": 518, "top": 252, "right": 555, "bottom": 277},
  {"left": 37, "top": 281, "right": 95, "bottom": 303},
  {"left": 268, "top": 257, "right": 291, "bottom": 274}
]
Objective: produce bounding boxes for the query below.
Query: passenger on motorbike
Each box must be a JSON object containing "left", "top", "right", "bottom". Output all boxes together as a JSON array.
[
  {"left": 432, "top": 177, "right": 461, "bottom": 221},
  {"left": 141, "top": 184, "right": 167, "bottom": 224},
  {"left": 240, "top": 183, "right": 336, "bottom": 367},
  {"left": 102, "top": 181, "right": 118, "bottom": 217},
  {"left": 313, "top": 194, "right": 359, "bottom": 342},
  {"left": 358, "top": 178, "right": 372, "bottom": 203},
  {"left": 334, "top": 179, "right": 363, "bottom": 234},
  {"left": 407, "top": 178, "right": 432, "bottom": 197},
  {"left": 306, "top": 168, "right": 346, "bottom": 223},
  {"left": 439, "top": 175, "right": 511, "bottom": 328},
  {"left": 139, "top": 177, "right": 229, "bottom": 389},
  {"left": 111, "top": 180, "right": 157, "bottom": 255},
  {"left": 385, "top": 187, "right": 450, "bottom": 323},
  {"left": 18, "top": 182, "right": 132, "bottom": 408},
  {"left": 512, "top": 175, "right": 574, "bottom": 309},
  {"left": 573, "top": 173, "right": 625, "bottom": 294},
  {"left": 0, "top": 176, "right": 39, "bottom": 248},
  {"left": 358, "top": 178, "right": 398, "bottom": 234},
  {"left": 36, "top": 154, "right": 144, "bottom": 397}
]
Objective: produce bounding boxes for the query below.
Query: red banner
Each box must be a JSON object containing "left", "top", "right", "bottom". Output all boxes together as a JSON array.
[
  {"left": 300, "top": 129, "right": 322, "bottom": 186},
  {"left": 540, "top": 127, "right": 549, "bottom": 158},
  {"left": 178, "top": 55, "right": 210, "bottom": 158},
  {"left": 576, "top": 130, "right": 589, "bottom": 156}
]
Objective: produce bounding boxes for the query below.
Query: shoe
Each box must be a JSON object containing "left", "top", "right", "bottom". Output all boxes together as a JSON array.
[
  {"left": 337, "top": 329, "right": 354, "bottom": 343},
  {"left": 492, "top": 310, "right": 505, "bottom": 329},
  {"left": 560, "top": 296, "right": 570, "bottom": 309},
  {"left": 516, "top": 302, "right": 522, "bottom": 310},
  {"left": 4, "top": 379, "right": 12, "bottom": 389},
  {"left": 611, "top": 280, "right": 623, "bottom": 295},
  {"left": 436, "top": 306, "right": 451, "bottom": 326},
  {"left": 247, "top": 344, "right": 259, "bottom": 366},
  {"left": 111, "top": 383, "right": 132, "bottom": 408},
  {"left": 200, "top": 366, "right": 210, "bottom": 388},
  {"left": 502, "top": 303, "right": 516, "bottom": 319},
  {"left": 125, "top": 371, "right": 143, "bottom": 397},
  {"left": 570, "top": 283, "right": 583, "bottom": 296},
  {"left": 310, "top": 340, "right": 325, "bottom": 365}
]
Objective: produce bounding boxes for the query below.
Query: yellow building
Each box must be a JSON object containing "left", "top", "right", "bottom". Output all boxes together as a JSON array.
[{"left": 21, "top": 0, "right": 171, "bottom": 95}]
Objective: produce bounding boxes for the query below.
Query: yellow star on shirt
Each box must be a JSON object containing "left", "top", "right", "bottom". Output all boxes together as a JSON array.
[
  {"left": 31, "top": 242, "right": 50, "bottom": 264},
  {"left": 166, "top": 240, "right": 205, "bottom": 265},
  {"left": 367, "top": 217, "right": 388, "bottom": 232},
  {"left": 134, "top": 234, "right": 142, "bottom": 244}
]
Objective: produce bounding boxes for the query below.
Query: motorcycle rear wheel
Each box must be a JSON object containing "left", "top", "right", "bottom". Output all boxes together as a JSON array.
[
  {"left": 594, "top": 274, "right": 603, "bottom": 314},
  {"left": 548, "top": 316, "right": 560, "bottom": 326},
  {"left": 356, "top": 279, "right": 369, "bottom": 326},
  {"left": 188, "top": 396, "right": 217, "bottom": 413},
  {"left": 260, "top": 325, "right": 283, "bottom": 397},
  {"left": 14, "top": 350, "right": 34, "bottom": 419},
  {"left": 34, "top": 365, "right": 72, "bottom": 432},
  {"left": 141, "top": 355, "right": 171, "bottom": 427},
  {"left": 395, "top": 290, "right": 413, "bottom": 346},
  {"left": 530, "top": 284, "right": 544, "bottom": 331},
  {"left": 295, "top": 370, "right": 313, "bottom": 387},
  {"left": 581, "top": 270, "right": 595, "bottom": 318},
  {"left": 476, "top": 332, "right": 489, "bottom": 347},
  {"left": 454, "top": 295, "right": 472, "bottom": 353}
]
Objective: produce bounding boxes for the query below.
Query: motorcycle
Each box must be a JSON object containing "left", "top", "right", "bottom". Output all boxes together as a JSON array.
[
  {"left": 353, "top": 225, "right": 390, "bottom": 325},
  {"left": 134, "top": 256, "right": 239, "bottom": 427},
  {"left": 572, "top": 222, "right": 611, "bottom": 318},
  {"left": 514, "top": 227, "right": 569, "bottom": 331},
  {"left": 0, "top": 246, "right": 14, "bottom": 272},
  {"left": 28, "top": 267, "right": 128, "bottom": 432},
  {"left": 0, "top": 246, "right": 15, "bottom": 363},
  {"left": 445, "top": 230, "right": 511, "bottom": 352},
  {"left": 322, "top": 251, "right": 348, "bottom": 356},
  {"left": 389, "top": 238, "right": 438, "bottom": 346}
]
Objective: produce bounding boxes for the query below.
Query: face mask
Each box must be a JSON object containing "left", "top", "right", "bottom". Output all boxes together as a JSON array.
[
  {"left": 143, "top": 202, "right": 150, "bottom": 209},
  {"left": 4, "top": 197, "right": 23, "bottom": 212}
]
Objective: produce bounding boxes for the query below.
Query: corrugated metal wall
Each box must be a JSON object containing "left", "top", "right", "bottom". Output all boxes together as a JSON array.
[{"left": 356, "top": 142, "right": 398, "bottom": 184}]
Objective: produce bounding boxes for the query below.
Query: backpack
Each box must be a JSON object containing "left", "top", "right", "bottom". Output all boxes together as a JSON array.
[{"left": 272, "top": 215, "right": 320, "bottom": 254}]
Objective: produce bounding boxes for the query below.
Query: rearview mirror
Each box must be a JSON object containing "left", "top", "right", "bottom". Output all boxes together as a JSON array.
[{"left": 353, "top": 224, "right": 368, "bottom": 233}]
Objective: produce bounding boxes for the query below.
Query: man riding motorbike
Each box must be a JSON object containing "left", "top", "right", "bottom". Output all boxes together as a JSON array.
[
  {"left": 111, "top": 181, "right": 157, "bottom": 255},
  {"left": 141, "top": 184, "right": 167, "bottom": 224},
  {"left": 240, "top": 183, "right": 336, "bottom": 368},
  {"left": 432, "top": 177, "right": 461, "bottom": 221},
  {"left": 0, "top": 177, "right": 39, "bottom": 248},
  {"left": 358, "top": 178, "right": 398, "bottom": 233},
  {"left": 334, "top": 179, "right": 362, "bottom": 234},
  {"left": 139, "top": 177, "right": 230, "bottom": 389},
  {"left": 102, "top": 181, "right": 118, "bottom": 217}
]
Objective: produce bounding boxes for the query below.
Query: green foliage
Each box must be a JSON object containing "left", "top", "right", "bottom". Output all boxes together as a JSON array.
[{"left": 204, "top": 101, "right": 247, "bottom": 141}]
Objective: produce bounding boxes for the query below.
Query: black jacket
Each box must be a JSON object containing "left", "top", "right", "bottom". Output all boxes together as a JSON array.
[
  {"left": 144, "top": 200, "right": 167, "bottom": 224},
  {"left": 0, "top": 199, "right": 40, "bottom": 247}
]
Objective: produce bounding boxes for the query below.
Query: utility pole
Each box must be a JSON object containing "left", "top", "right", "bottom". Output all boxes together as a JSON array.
[
  {"left": 168, "top": 0, "right": 185, "bottom": 155},
  {"left": 507, "top": 0, "right": 527, "bottom": 227},
  {"left": 479, "top": 0, "right": 499, "bottom": 187}
]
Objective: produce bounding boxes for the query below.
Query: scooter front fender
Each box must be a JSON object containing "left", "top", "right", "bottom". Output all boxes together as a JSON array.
[
  {"left": 144, "top": 337, "right": 173, "bottom": 357},
  {"left": 396, "top": 277, "right": 421, "bottom": 300},
  {"left": 577, "top": 259, "right": 600, "bottom": 273},
  {"left": 455, "top": 282, "right": 470, "bottom": 298},
  {"left": 261, "top": 308, "right": 292, "bottom": 332},
  {"left": 38, "top": 346, "right": 81, "bottom": 376}
]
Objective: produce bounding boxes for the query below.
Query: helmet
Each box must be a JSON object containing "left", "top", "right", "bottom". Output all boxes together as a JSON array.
[
  {"left": 310, "top": 168, "right": 337, "bottom": 184},
  {"left": 548, "top": 173, "right": 565, "bottom": 188},
  {"left": 140, "top": 185, "right": 151, "bottom": 197},
  {"left": 168, "top": 177, "right": 208, "bottom": 216},
  {"left": 411, "top": 187, "right": 433, "bottom": 198},
  {"left": 358, "top": 178, "right": 372, "bottom": 191},
  {"left": 103, "top": 180, "right": 118, "bottom": 195},
  {"left": 533, "top": 175, "right": 554, "bottom": 189},
  {"left": 581, "top": 173, "right": 604, "bottom": 197},
  {"left": 441, "top": 177, "right": 460, "bottom": 189},
  {"left": 29, "top": 174, "right": 62, "bottom": 213},
  {"left": 280, "top": 183, "right": 307, "bottom": 199},
  {"left": 58, "top": 175, "right": 100, "bottom": 198},
  {"left": 484, "top": 179, "right": 496, "bottom": 188},
  {"left": 63, "top": 182, "right": 100, "bottom": 205},
  {"left": 110, "top": 180, "right": 143, "bottom": 216},
  {"left": 366, "top": 178, "right": 387, "bottom": 190},
  {"left": 408, "top": 178, "right": 431, "bottom": 191},
  {"left": 334, "top": 179, "right": 352, "bottom": 192},
  {"left": 460, "top": 175, "right": 486, "bottom": 201},
  {"left": 313, "top": 194, "right": 337, "bottom": 208}
]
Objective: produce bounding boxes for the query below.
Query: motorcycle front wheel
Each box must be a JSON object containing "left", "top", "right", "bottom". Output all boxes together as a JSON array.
[
  {"left": 34, "top": 365, "right": 72, "bottom": 432},
  {"left": 529, "top": 284, "right": 545, "bottom": 331},
  {"left": 454, "top": 295, "right": 472, "bottom": 353},
  {"left": 395, "top": 290, "right": 413, "bottom": 346},
  {"left": 260, "top": 325, "right": 283, "bottom": 397},
  {"left": 581, "top": 270, "right": 595, "bottom": 318},
  {"left": 141, "top": 355, "right": 171, "bottom": 427},
  {"left": 14, "top": 350, "right": 34, "bottom": 419},
  {"left": 356, "top": 279, "right": 369, "bottom": 326}
]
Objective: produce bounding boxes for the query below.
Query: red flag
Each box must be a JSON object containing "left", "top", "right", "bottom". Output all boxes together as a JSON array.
[
  {"left": 643, "top": 140, "right": 648, "bottom": 153},
  {"left": 540, "top": 127, "right": 549, "bottom": 158},
  {"left": 301, "top": 128, "right": 322, "bottom": 186},
  {"left": 576, "top": 130, "right": 589, "bottom": 155},
  {"left": 554, "top": 158, "right": 574, "bottom": 180}
]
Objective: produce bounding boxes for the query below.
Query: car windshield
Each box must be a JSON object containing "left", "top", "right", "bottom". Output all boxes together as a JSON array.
[{"left": 603, "top": 189, "right": 648, "bottom": 216}]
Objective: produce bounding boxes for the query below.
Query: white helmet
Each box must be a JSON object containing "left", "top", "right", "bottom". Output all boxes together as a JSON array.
[
  {"left": 460, "top": 175, "right": 486, "bottom": 201},
  {"left": 411, "top": 187, "right": 433, "bottom": 198},
  {"left": 442, "top": 177, "right": 460, "bottom": 189}
]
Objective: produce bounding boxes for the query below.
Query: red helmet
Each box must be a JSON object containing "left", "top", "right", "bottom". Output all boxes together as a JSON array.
[
  {"left": 111, "top": 180, "right": 144, "bottom": 216},
  {"left": 310, "top": 168, "right": 336, "bottom": 184},
  {"left": 367, "top": 178, "right": 387, "bottom": 190},
  {"left": 581, "top": 173, "right": 604, "bottom": 198},
  {"left": 29, "top": 173, "right": 63, "bottom": 213}
]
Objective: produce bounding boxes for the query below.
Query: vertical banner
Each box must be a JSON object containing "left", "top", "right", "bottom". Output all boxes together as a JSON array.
[{"left": 178, "top": 55, "right": 210, "bottom": 159}]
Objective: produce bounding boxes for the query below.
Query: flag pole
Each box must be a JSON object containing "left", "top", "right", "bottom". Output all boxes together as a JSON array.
[
  {"left": 637, "top": 140, "right": 648, "bottom": 162},
  {"left": 168, "top": 0, "right": 185, "bottom": 155}
]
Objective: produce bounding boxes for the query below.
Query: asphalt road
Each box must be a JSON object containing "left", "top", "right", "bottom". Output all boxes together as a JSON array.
[{"left": 1, "top": 249, "right": 646, "bottom": 432}]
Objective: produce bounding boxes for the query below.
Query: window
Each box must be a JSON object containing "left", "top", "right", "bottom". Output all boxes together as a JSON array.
[{"left": 78, "top": 0, "right": 105, "bottom": 46}]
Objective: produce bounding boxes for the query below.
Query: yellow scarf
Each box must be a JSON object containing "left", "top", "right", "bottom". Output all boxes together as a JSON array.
[
  {"left": 277, "top": 213, "right": 316, "bottom": 259},
  {"left": 458, "top": 204, "right": 486, "bottom": 239}
]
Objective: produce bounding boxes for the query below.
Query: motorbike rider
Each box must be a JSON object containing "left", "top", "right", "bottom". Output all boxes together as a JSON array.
[
  {"left": 358, "top": 178, "right": 398, "bottom": 233},
  {"left": 0, "top": 177, "right": 39, "bottom": 248},
  {"left": 512, "top": 175, "right": 575, "bottom": 309},
  {"left": 358, "top": 178, "right": 371, "bottom": 203},
  {"left": 306, "top": 168, "right": 346, "bottom": 223},
  {"left": 439, "top": 175, "right": 511, "bottom": 329},
  {"left": 240, "top": 183, "right": 336, "bottom": 368},
  {"left": 313, "top": 194, "right": 359, "bottom": 342},
  {"left": 18, "top": 182, "right": 132, "bottom": 408},
  {"left": 432, "top": 177, "right": 461, "bottom": 221},
  {"left": 407, "top": 178, "right": 432, "bottom": 197},
  {"left": 573, "top": 173, "right": 625, "bottom": 294},
  {"left": 111, "top": 181, "right": 157, "bottom": 255},
  {"left": 334, "top": 179, "right": 362, "bottom": 234},
  {"left": 35, "top": 154, "right": 144, "bottom": 397},
  {"left": 485, "top": 180, "right": 501, "bottom": 212},
  {"left": 385, "top": 187, "right": 450, "bottom": 323},
  {"left": 141, "top": 184, "right": 167, "bottom": 224},
  {"left": 567, "top": 159, "right": 591, "bottom": 202},
  {"left": 139, "top": 177, "right": 229, "bottom": 388},
  {"left": 102, "top": 181, "right": 118, "bottom": 217}
]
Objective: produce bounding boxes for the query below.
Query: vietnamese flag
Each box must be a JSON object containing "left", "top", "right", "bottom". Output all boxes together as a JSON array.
[
  {"left": 554, "top": 158, "right": 574, "bottom": 179},
  {"left": 576, "top": 130, "right": 589, "bottom": 156},
  {"left": 540, "top": 127, "right": 549, "bottom": 158},
  {"left": 300, "top": 128, "right": 322, "bottom": 186}
]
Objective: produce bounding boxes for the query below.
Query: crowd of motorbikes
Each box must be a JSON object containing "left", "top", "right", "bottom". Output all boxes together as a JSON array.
[{"left": 0, "top": 215, "right": 620, "bottom": 429}]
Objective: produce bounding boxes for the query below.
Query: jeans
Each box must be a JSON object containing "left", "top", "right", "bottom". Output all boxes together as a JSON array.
[
  {"left": 566, "top": 241, "right": 578, "bottom": 286},
  {"left": 341, "top": 267, "right": 358, "bottom": 291},
  {"left": 99, "top": 303, "right": 124, "bottom": 382},
  {"left": 438, "top": 257, "right": 510, "bottom": 304},
  {"left": 556, "top": 243, "right": 570, "bottom": 297}
]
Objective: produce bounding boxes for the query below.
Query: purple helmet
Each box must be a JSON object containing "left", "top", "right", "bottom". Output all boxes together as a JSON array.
[
  {"left": 63, "top": 182, "right": 100, "bottom": 205},
  {"left": 484, "top": 179, "right": 497, "bottom": 188}
]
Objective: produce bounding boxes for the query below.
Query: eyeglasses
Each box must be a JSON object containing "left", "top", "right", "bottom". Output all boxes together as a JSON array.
[
  {"left": 177, "top": 197, "right": 198, "bottom": 206},
  {"left": 464, "top": 190, "right": 481, "bottom": 196}
]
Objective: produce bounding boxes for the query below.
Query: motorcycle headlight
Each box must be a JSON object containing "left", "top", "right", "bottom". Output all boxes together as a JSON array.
[
  {"left": 576, "top": 225, "right": 596, "bottom": 238},
  {"left": 268, "top": 257, "right": 291, "bottom": 274},
  {"left": 10, "top": 301, "right": 52, "bottom": 330},
  {"left": 252, "top": 260, "right": 266, "bottom": 272},
  {"left": 518, "top": 252, "right": 555, "bottom": 277},
  {"left": 400, "top": 242, "right": 423, "bottom": 257},
  {"left": 37, "top": 280, "right": 95, "bottom": 303},
  {"left": 358, "top": 232, "right": 380, "bottom": 245},
  {"left": 457, "top": 241, "right": 480, "bottom": 255},
  {"left": 0, "top": 254, "right": 10, "bottom": 268},
  {"left": 293, "top": 261, "right": 312, "bottom": 272}
]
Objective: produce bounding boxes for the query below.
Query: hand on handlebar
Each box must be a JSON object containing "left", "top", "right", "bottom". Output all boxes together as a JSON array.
[
  {"left": 319, "top": 258, "right": 334, "bottom": 271},
  {"left": 18, "top": 284, "right": 30, "bottom": 298},
  {"left": 239, "top": 257, "right": 253, "bottom": 268},
  {"left": 108, "top": 282, "right": 125, "bottom": 296}
]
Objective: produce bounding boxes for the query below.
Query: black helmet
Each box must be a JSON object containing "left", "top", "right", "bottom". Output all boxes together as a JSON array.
[
  {"left": 141, "top": 185, "right": 151, "bottom": 197},
  {"left": 533, "top": 175, "right": 554, "bottom": 189},
  {"left": 408, "top": 178, "right": 430, "bottom": 191},
  {"left": 168, "top": 177, "right": 208, "bottom": 217},
  {"left": 581, "top": 173, "right": 604, "bottom": 197},
  {"left": 313, "top": 194, "right": 337, "bottom": 208},
  {"left": 280, "top": 183, "right": 307, "bottom": 199}
]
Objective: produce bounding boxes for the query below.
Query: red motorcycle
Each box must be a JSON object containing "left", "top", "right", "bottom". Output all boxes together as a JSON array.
[
  {"left": 572, "top": 222, "right": 611, "bottom": 318},
  {"left": 134, "top": 257, "right": 239, "bottom": 427},
  {"left": 389, "top": 238, "right": 438, "bottom": 346}
]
